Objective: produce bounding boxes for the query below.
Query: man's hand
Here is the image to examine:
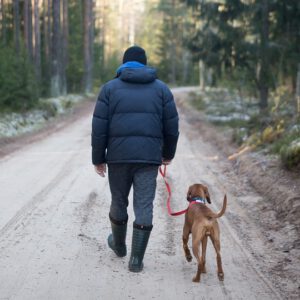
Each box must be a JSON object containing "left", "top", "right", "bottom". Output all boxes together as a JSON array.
[
  {"left": 94, "top": 164, "right": 107, "bottom": 177},
  {"left": 162, "top": 158, "right": 172, "bottom": 165}
]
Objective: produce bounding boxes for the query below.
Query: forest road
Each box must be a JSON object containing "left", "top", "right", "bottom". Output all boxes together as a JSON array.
[{"left": 0, "top": 87, "right": 285, "bottom": 300}]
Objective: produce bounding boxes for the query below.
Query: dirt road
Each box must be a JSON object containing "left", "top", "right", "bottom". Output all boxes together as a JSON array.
[{"left": 0, "top": 88, "right": 287, "bottom": 299}]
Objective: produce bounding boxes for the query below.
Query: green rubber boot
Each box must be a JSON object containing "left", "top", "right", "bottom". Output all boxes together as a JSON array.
[
  {"left": 128, "top": 223, "right": 152, "bottom": 272},
  {"left": 107, "top": 215, "right": 127, "bottom": 257}
]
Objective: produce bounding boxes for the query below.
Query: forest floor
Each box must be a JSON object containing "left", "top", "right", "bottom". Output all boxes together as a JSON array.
[{"left": 0, "top": 87, "right": 299, "bottom": 300}]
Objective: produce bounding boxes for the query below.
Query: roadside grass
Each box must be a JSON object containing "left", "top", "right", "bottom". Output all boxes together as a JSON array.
[
  {"left": 190, "top": 88, "right": 300, "bottom": 170},
  {"left": 0, "top": 94, "right": 90, "bottom": 138}
]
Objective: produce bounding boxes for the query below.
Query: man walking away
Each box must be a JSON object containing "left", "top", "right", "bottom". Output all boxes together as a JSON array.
[{"left": 92, "top": 46, "right": 179, "bottom": 272}]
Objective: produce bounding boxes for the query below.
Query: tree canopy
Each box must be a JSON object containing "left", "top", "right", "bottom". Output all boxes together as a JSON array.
[{"left": 0, "top": 0, "right": 299, "bottom": 113}]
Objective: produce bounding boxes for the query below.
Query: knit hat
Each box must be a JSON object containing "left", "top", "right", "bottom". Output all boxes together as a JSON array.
[{"left": 123, "top": 46, "right": 147, "bottom": 65}]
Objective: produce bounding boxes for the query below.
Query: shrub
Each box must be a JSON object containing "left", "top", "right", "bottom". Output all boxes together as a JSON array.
[
  {"left": 0, "top": 46, "right": 39, "bottom": 112},
  {"left": 280, "top": 138, "right": 300, "bottom": 169}
]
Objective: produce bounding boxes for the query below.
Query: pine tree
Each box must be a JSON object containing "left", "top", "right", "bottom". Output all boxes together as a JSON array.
[
  {"left": 24, "top": 0, "right": 33, "bottom": 60},
  {"left": 83, "top": 0, "right": 94, "bottom": 93},
  {"left": 51, "top": 0, "right": 62, "bottom": 96},
  {"left": 13, "top": 0, "right": 20, "bottom": 53},
  {"left": 34, "top": 0, "right": 41, "bottom": 80}
]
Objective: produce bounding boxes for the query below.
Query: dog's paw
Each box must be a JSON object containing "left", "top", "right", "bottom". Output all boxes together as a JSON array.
[
  {"left": 186, "top": 254, "right": 192, "bottom": 262},
  {"left": 192, "top": 276, "right": 200, "bottom": 283},
  {"left": 218, "top": 272, "right": 224, "bottom": 281}
]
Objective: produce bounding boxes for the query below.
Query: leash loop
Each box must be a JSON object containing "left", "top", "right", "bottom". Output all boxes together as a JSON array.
[{"left": 159, "top": 165, "right": 188, "bottom": 216}]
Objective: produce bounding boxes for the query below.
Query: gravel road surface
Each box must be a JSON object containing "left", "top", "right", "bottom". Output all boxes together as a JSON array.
[{"left": 0, "top": 88, "right": 285, "bottom": 300}]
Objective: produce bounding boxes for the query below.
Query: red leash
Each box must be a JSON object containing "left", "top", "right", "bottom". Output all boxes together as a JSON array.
[{"left": 159, "top": 165, "right": 189, "bottom": 216}]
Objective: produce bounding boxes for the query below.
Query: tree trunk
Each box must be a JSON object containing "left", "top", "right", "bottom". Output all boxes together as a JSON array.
[
  {"left": 24, "top": 0, "right": 29, "bottom": 53},
  {"left": 83, "top": 0, "right": 94, "bottom": 94},
  {"left": 13, "top": 0, "right": 20, "bottom": 53},
  {"left": 41, "top": 0, "right": 51, "bottom": 94},
  {"left": 28, "top": 0, "right": 33, "bottom": 59},
  {"left": 169, "top": 0, "right": 177, "bottom": 84},
  {"left": 61, "top": 0, "right": 68, "bottom": 95},
  {"left": 51, "top": 0, "right": 62, "bottom": 97},
  {"left": 42, "top": 0, "right": 49, "bottom": 63},
  {"left": 101, "top": 0, "right": 108, "bottom": 68},
  {"left": 296, "top": 64, "right": 300, "bottom": 115},
  {"left": 90, "top": 0, "right": 94, "bottom": 79},
  {"left": 199, "top": 60, "right": 205, "bottom": 90},
  {"left": 258, "top": 0, "right": 269, "bottom": 112},
  {"left": 0, "top": 0, "right": 5, "bottom": 44},
  {"left": 21, "top": 0, "right": 34, "bottom": 59},
  {"left": 34, "top": 0, "right": 41, "bottom": 79},
  {"left": 182, "top": 50, "right": 189, "bottom": 84},
  {"left": 47, "top": 0, "right": 51, "bottom": 58}
]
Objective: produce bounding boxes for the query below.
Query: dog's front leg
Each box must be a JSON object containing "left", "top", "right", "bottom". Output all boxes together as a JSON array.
[{"left": 182, "top": 223, "right": 192, "bottom": 262}]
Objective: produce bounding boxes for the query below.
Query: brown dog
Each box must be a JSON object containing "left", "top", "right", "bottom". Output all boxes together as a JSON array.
[{"left": 182, "top": 184, "right": 227, "bottom": 282}]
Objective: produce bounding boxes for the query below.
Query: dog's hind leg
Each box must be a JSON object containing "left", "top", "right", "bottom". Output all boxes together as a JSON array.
[
  {"left": 192, "top": 228, "right": 206, "bottom": 283},
  {"left": 201, "top": 234, "right": 208, "bottom": 273},
  {"left": 182, "top": 222, "right": 192, "bottom": 262},
  {"left": 210, "top": 232, "right": 224, "bottom": 281}
]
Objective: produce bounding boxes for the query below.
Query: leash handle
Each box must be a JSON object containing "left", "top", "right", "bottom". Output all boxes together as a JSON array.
[{"left": 159, "top": 165, "right": 188, "bottom": 216}]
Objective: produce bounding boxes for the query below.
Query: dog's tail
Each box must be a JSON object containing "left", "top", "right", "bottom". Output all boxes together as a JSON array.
[{"left": 211, "top": 194, "right": 227, "bottom": 218}]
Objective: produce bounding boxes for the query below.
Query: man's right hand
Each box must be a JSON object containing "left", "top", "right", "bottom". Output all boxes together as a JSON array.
[{"left": 94, "top": 164, "right": 107, "bottom": 177}]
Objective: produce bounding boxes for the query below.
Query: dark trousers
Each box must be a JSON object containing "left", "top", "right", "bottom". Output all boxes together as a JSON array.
[{"left": 108, "top": 163, "right": 159, "bottom": 226}]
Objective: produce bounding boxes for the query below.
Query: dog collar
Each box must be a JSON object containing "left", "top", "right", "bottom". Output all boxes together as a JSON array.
[{"left": 190, "top": 197, "right": 206, "bottom": 204}]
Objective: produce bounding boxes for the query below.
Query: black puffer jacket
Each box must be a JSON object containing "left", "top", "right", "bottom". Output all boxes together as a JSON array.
[{"left": 91, "top": 67, "right": 179, "bottom": 165}]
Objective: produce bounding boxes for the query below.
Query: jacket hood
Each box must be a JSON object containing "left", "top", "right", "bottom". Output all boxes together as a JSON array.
[{"left": 119, "top": 67, "right": 157, "bottom": 84}]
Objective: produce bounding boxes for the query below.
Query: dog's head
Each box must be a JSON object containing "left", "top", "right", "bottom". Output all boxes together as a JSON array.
[{"left": 186, "top": 184, "right": 211, "bottom": 204}]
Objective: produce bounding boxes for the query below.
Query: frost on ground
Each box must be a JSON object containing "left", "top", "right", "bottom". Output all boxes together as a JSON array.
[
  {"left": 0, "top": 94, "right": 86, "bottom": 138},
  {"left": 190, "top": 87, "right": 300, "bottom": 169},
  {"left": 192, "top": 87, "right": 259, "bottom": 124}
]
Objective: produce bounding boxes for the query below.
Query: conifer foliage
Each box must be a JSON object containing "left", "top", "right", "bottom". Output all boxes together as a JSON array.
[
  {"left": 182, "top": 0, "right": 300, "bottom": 111},
  {"left": 0, "top": 0, "right": 97, "bottom": 111}
]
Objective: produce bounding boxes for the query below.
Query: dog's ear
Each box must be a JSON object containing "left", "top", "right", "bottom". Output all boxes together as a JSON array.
[
  {"left": 204, "top": 186, "right": 211, "bottom": 204},
  {"left": 186, "top": 186, "right": 193, "bottom": 201}
]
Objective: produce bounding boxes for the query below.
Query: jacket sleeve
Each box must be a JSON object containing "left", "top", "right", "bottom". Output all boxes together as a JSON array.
[
  {"left": 91, "top": 85, "right": 109, "bottom": 165},
  {"left": 162, "top": 85, "right": 179, "bottom": 160}
]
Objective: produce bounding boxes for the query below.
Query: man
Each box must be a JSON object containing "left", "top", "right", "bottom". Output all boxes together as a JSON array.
[{"left": 92, "top": 46, "right": 179, "bottom": 272}]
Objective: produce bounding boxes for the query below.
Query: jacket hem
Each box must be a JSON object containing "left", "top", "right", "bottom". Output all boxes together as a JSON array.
[{"left": 106, "top": 159, "right": 161, "bottom": 165}]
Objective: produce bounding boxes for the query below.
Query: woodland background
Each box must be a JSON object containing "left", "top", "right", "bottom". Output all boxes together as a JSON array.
[{"left": 0, "top": 0, "right": 299, "bottom": 166}]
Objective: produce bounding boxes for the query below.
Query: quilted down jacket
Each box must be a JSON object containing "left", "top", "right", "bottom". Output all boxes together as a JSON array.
[{"left": 91, "top": 67, "right": 179, "bottom": 165}]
